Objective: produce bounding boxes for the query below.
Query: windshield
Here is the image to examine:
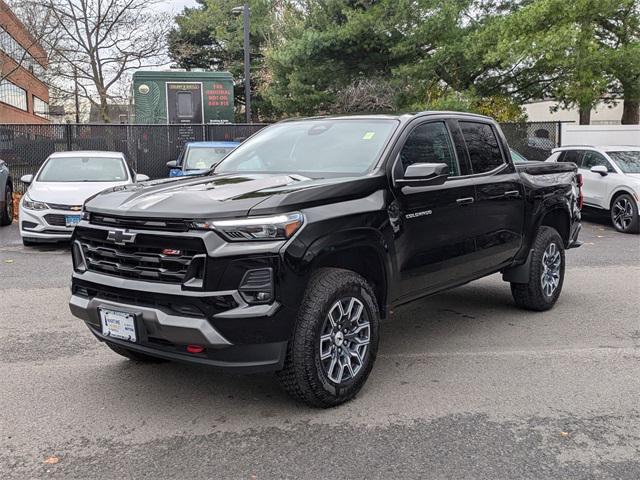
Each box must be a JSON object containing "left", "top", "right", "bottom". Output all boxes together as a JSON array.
[
  {"left": 37, "top": 156, "right": 128, "bottom": 182},
  {"left": 608, "top": 151, "right": 640, "bottom": 173},
  {"left": 510, "top": 149, "right": 528, "bottom": 163},
  {"left": 184, "top": 146, "right": 235, "bottom": 170},
  {"left": 214, "top": 119, "right": 398, "bottom": 177}
]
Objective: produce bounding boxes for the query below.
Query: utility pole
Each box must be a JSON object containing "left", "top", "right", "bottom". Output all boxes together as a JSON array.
[
  {"left": 242, "top": 1, "right": 251, "bottom": 123},
  {"left": 73, "top": 66, "right": 80, "bottom": 124},
  {"left": 233, "top": 3, "right": 251, "bottom": 123}
]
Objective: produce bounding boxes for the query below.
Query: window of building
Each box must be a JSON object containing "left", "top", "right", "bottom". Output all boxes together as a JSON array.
[
  {"left": 0, "top": 26, "right": 46, "bottom": 78},
  {"left": 33, "top": 96, "right": 49, "bottom": 119},
  {"left": 0, "top": 79, "right": 28, "bottom": 111},
  {"left": 399, "top": 121, "right": 459, "bottom": 176},
  {"left": 460, "top": 122, "right": 505, "bottom": 174}
]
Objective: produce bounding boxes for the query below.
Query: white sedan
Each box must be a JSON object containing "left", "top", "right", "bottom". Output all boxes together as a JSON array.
[
  {"left": 19, "top": 151, "right": 149, "bottom": 246},
  {"left": 546, "top": 145, "right": 640, "bottom": 233}
]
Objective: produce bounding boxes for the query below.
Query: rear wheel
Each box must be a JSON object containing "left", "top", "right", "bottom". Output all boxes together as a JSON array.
[
  {"left": 610, "top": 193, "right": 639, "bottom": 234},
  {"left": 0, "top": 184, "right": 13, "bottom": 226},
  {"left": 277, "top": 268, "right": 380, "bottom": 408},
  {"left": 511, "top": 226, "right": 565, "bottom": 311},
  {"left": 105, "top": 342, "right": 168, "bottom": 363}
]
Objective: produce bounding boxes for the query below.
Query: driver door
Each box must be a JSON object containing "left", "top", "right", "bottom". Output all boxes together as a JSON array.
[{"left": 391, "top": 120, "right": 477, "bottom": 301}]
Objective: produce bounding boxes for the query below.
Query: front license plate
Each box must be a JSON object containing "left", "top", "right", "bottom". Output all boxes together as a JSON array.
[
  {"left": 99, "top": 309, "right": 137, "bottom": 342},
  {"left": 65, "top": 215, "right": 81, "bottom": 227}
]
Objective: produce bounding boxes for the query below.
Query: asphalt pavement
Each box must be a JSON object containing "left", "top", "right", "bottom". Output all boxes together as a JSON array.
[{"left": 1, "top": 213, "right": 639, "bottom": 479}]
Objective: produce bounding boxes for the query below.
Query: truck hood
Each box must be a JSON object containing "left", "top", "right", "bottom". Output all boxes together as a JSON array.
[{"left": 84, "top": 173, "right": 384, "bottom": 219}]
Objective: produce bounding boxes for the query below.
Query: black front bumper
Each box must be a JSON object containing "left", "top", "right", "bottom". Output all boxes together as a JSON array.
[{"left": 70, "top": 277, "right": 296, "bottom": 373}]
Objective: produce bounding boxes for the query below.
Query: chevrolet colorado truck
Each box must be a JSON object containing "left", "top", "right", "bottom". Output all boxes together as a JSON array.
[{"left": 69, "top": 112, "right": 582, "bottom": 407}]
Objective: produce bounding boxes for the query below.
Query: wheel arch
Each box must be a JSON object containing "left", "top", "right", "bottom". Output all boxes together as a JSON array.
[
  {"left": 305, "top": 228, "right": 390, "bottom": 318},
  {"left": 539, "top": 207, "right": 571, "bottom": 248},
  {"left": 608, "top": 189, "right": 637, "bottom": 210}
]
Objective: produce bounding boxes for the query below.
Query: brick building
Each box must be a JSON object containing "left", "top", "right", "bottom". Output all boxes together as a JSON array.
[{"left": 0, "top": 0, "right": 49, "bottom": 123}]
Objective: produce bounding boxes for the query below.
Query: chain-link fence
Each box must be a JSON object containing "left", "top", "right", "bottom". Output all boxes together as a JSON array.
[
  {"left": 1, "top": 121, "right": 564, "bottom": 192},
  {"left": 1, "top": 123, "right": 269, "bottom": 192}
]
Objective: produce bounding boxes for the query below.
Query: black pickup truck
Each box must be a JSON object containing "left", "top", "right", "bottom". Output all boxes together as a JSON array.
[{"left": 69, "top": 112, "right": 581, "bottom": 407}]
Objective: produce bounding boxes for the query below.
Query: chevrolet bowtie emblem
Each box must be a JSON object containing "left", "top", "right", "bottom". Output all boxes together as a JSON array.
[
  {"left": 70, "top": 206, "right": 82, "bottom": 211},
  {"left": 107, "top": 230, "right": 136, "bottom": 245}
]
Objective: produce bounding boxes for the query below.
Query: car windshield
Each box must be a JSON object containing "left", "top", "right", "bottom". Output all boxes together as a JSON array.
[
  {"left": 37, "top": 156, "right": 128, "bottom": 182},
  {"left": 214, "top": 119, "right": 398, "bottom": 177},
  {"left": 608, "top": 151, "right": 640, "bottom": 173},
  {"left": 184, "top": 147, "right": 235, "bottom": 170},
  {"left": 510, "top": 149, "right": 528, "bottom": 163}
]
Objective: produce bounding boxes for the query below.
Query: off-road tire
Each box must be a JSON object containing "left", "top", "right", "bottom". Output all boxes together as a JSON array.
[
  {"left": 610, "top": 193, "right": 639, "bottom": 234},
  {"left": 276, "top": 268, "right": 380, "bottom": 408},
  {"left": 511, "top": 226, "right": 565, "bottom": 311},
  {"left": 0, "top": 184, "right": 12, "bottom": 226},
  {"left": 105, "top": 342, "right": 168, "bottom": 363}
]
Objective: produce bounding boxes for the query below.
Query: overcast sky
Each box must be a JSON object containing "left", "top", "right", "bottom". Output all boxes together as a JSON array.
[{"left": 157, "top": 0, "right": 200, "bottom": 14}]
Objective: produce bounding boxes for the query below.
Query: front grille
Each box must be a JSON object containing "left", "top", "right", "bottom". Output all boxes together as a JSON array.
[
  {"left": 75, "top": 227, "right": 206, "bottom": 284},
  {"left": 90, "top": 214, "right": 189, "bottom": 232},
  {"left": 48, "top": 203, "right": 82, "bottom": 211},
  {"left": 44, "top": 214, "right": 66, "bottom": 226}
]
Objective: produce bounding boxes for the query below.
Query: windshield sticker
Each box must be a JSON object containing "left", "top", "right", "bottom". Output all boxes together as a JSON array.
[{"left": 362, "top": 132, "right": 376, "bottom": 140}]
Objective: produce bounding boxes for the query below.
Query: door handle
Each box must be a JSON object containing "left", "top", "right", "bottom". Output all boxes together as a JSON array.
[
  {"left": 456, "top": 197, "right": 475, "bottom": 206},
  {"left": 504, "top": 190, "right": 520, "bottom": 198}
]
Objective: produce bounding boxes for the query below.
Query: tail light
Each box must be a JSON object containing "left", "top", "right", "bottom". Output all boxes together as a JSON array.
[{"left": 576, "top": 173, "right": 584, "bottom": 210}]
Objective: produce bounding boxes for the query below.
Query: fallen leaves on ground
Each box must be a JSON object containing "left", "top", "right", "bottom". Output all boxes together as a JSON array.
[{"left": 43, "top": 456, "right": 60, "bottom": 465}]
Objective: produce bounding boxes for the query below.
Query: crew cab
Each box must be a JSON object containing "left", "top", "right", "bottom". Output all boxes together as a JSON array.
[{"left": 69, "top": 112, "right": 582, "bottom": 407}]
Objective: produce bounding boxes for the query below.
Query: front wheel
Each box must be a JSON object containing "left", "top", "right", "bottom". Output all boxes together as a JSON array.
[
  {"left": 610, "top": 193, "right": 639, "bottom": 234},
  {"left": 511, "top": 226, "right": 565, "bottom": 311},
  {"left": 277, "top": 268, "right": 380, "bottom": 408}
]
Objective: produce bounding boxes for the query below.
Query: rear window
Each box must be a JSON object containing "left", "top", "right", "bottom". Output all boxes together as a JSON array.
[
  {"left": 460, "top": 122, "right": 505, "bottom": 174},
  {"left": 561, "top": 150, "right": 583, "bottom": 166}
]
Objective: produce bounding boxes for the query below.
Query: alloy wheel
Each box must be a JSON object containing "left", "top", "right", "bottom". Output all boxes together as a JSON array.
[
  {"left": 540, "top": 242, "right": 561, "bottom": 297},
  {"left": 319, "top": 297, "right": 371, "bottom": 385},
  {"left": 612, "top": 197, "right": 634, "bottom": 231}
]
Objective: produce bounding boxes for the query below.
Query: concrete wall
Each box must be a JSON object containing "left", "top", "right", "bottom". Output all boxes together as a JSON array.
[
  {"left": 524, "top": 100, "right": 627, "bottom": 125},
  {"left": 561, "top": 124, "right": 640, "bottom": 147}
]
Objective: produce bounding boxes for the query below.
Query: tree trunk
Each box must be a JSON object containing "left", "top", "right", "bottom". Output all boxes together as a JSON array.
[
  {"left": 99, "top": 92, "right": 110, "bottom": 124},
  {"left": 578, "top": 106, "right": 591, "bottom": 125},
  {"left": 621, "top": 98, "right": 639, "bottom": 125}
]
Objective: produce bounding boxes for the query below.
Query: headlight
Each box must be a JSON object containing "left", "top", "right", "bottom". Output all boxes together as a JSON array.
[
  {"left": 81, "top": 208, "right": 90, "bottom": 221},
  {"left": 191, "top": 212, "right": 304, "bottom": 241},
  {"left": 22, "top": 194, "right": 49, "bottom": 211}
]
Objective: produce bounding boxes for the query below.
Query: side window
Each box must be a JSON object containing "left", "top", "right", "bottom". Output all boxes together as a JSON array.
[
  {"left": 399, "top": 122, "right": 459, "bottom": 176},
  {"left": 562, "top": 150, "right": 583, "bottom": 166},
  {"left": 582, "top": 151, "right": 615, "bottom": 172},
  {"left": 459, "top": 122, "right": 505, "bottom": 174}
]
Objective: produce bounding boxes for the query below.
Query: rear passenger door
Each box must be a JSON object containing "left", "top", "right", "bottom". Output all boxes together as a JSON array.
[{"left": 456, "top": 121, "right": 525, "bottom": 272}]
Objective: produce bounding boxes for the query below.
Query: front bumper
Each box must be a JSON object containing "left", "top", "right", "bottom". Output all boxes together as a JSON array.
[
  {"left": 70, "top": 289, "right": 288, "bottom": 373},
  {"left": 19, "top": 206, "right": 77, "bottom": 241}
]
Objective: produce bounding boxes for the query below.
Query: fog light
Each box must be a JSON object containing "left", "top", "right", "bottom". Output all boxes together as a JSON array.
[{"left": 238, "top": 268, "right": 273, "bottom": 304}]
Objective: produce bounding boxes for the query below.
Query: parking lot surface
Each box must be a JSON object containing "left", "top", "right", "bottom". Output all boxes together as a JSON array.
[{"left": 1, "top": 213, "right": 639, "bottom": 479}]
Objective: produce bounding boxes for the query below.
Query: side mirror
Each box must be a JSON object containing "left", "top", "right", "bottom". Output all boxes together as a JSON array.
[
  {"left": 590, "top": 165, "right": 608, "bottom": 176},
  {"left": 166, "top": 160, "right": 178, "bottom": 169},
  {"left": 135, "top": 174, "right": 149, "bottom": 182},
  {"left": 20, "top": 174, "right": 34, "bottom": 185},
  {"left": 396, "top": 163, "right": 449, "bottom": 188}
]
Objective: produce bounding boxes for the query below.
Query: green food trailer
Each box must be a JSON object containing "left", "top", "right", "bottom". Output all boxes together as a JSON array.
[{"left": 132, "top": 70, "right": 235, "bottom": 124}]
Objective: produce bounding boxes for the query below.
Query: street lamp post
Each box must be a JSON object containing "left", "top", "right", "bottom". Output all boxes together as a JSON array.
[{"left": 232, "top": 2, "right": 251, "bottom": 123}]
